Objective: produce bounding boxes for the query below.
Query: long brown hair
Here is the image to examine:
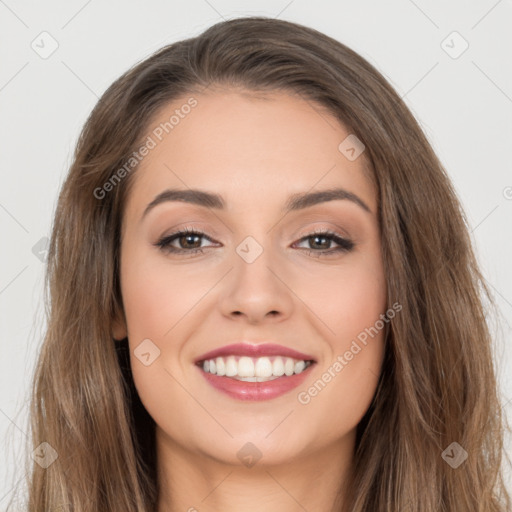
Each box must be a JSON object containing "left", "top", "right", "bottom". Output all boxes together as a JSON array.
[{"left": 12, "top": 16, "right": 511, "bottom": 511}]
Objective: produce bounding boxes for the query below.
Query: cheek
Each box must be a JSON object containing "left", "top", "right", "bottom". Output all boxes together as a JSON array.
[
  {"left": 335, "top": 274, "right": 386, "bottom": 348},
  {"left": 120, "top": 249, "right": 203, "bottom": 436},
  {"left": 120, "top": 248, "right": 207, "bottom": 340},
  {"left": 293, "top": 254, "right": 387, "bottom": 429},
  {"left": 298, "top": 254, "right": 387, "bottom": 348}
]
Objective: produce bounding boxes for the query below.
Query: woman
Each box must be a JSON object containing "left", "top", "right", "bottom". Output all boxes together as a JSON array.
[{"left": 20, "top": 16, "right": 510, "bottom": 512}]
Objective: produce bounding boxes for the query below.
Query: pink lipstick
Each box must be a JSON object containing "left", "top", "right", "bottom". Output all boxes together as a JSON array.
[{"left": 195, "top": 342, "right": 316, "bottom": 401}]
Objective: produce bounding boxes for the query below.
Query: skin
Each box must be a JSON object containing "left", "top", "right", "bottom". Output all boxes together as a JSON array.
[{"left": 112, "top": 88, "right": 387, "bottom": 512}]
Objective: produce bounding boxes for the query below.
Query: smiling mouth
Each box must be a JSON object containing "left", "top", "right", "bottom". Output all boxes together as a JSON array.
[{"left": 196, "top": 355, "right": 315, "bottom": 382}]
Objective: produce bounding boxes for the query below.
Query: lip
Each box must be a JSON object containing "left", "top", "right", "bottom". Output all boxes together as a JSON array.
[
  {"left": 197, "top": 362, "right": 315, "bottom": 401},
  {"left": 194, "top": 342, "right": 316, "bottom": 401},
  {"left": 194, "top": 342, "right": 316, "bottom": 364}
]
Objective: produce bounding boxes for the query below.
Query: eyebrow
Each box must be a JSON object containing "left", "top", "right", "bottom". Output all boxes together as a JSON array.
[{"left": 141, "top": 186, "right": 372, "bottom": 221}]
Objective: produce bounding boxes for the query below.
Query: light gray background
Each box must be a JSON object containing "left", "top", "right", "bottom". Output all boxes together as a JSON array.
[{"left": 1, "top": 0, "right": 511, "bottom": 507}]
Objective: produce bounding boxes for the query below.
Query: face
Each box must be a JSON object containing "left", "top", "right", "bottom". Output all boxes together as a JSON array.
[{"left": 113, "top": 89, "right": 387, "bottom": 467}]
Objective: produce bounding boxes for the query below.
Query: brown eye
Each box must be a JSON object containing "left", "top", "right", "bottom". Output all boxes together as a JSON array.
[
  {"left": 155, "top": 228, "right": 216, "bottom": 254},
  {"left": 294, "top": 230, "right": 354, "bottom": 257}
]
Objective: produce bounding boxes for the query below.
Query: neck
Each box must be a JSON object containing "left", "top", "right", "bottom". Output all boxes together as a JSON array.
[{"left": 156, "top": 427, "right": 355, "bottom": 512}]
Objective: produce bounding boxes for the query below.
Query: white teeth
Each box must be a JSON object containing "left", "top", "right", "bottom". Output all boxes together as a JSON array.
[
  {"left": 200, "top": 355, "right": 312, "bottom": 379},
  {"left": 284, "top": 358, "right": 295, "bottom": 376},
  {"left": 238, "top": 356, "right": 254, "bottom": 377},
  {"left": 215, "top": 357, "right": 225, "bottom": 376},
  {"left": 225, "top": 356, "right": 237, "bottom": 377},
  {"left": 294, "top": 360, "right": 306, "bottom": 374},
  {"left": 236, "top": 376, "right": 280, "bottom": 382},
  {"left": 255, "top": 357, "right": 273, "bottom": 377},
  {"left": 272, "top": 357, "right": 285, "bottom": 376}
]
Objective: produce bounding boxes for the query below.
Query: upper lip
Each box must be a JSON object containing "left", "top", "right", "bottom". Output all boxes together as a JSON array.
[{"left": 194, "top": 343, "right": 316, "bottom": 364}]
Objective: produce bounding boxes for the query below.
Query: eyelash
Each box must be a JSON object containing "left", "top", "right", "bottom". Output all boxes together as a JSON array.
[{"left": 154, "top": 227, "right": 355, "bottom": 258}]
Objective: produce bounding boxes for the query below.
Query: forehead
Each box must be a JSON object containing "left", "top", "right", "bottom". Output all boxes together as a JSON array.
[{"left": 123, "top": 89, "right": 376, "bottom": 222}]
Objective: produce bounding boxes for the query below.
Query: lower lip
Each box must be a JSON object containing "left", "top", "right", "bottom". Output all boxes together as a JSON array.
[{"left": 197, "top": 364, "right": 315, "bottom": 401}]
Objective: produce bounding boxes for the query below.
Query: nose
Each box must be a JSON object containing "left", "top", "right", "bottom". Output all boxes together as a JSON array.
[{"left": 218, "top": 245, "right": 294, "bottom": 325}]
